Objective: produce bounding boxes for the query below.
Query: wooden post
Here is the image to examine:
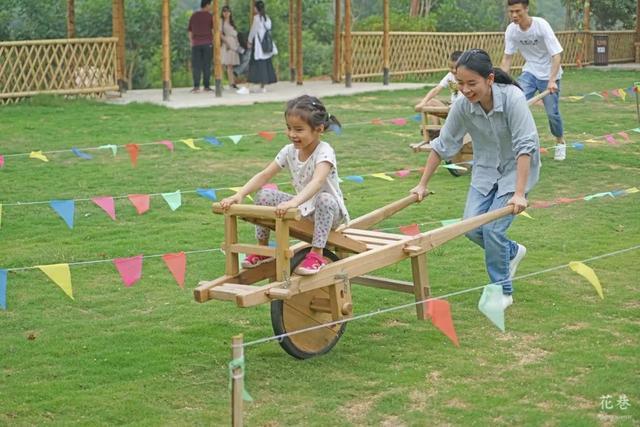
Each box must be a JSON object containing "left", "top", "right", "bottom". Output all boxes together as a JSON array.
[
  {"left": 112, "top": 0, "right": 127, "bottom": 92},
  {"left": 288, "top": 0, "right": 295, "bottom": 82},
  {"left": 162, "top": 0, "right": 171, "bottom": 101},
  {"left": 67, "top": 0, "right": 76, "bottom": 39},
  {"left": 249, "top": 0, "right": 255, "bottom": 27},
  {"left": 581, "top": 0, "right": 591, "bottom": 66},
  {"left": 382, "top": 0, "right": 390, "bottom": 85},
  {"left": 635, "top": 0, "right": 640, "bottom": 62},
  {"left": 275, "top": 219, "right": 291, "bottom": 282},
  {"left": 213, "top": 0, "right": 223, "bottom": 97},
  {"left": 295, "top": 0, "right": 303, "bottom": 85},
  {"left": 344, "top": 0, "right": 352, "bottom": 88},
  {"left": 410, "top": 253, "right": 430, "bottom": 320},
  {"left": 225, "top": 214, "right": 240, "bottom": 276},
  {"left": 231, "top": 334, "right": 244, "bottom": 427},
  {"left": 332, "top": 0, "right": 341, "bottom": 83}
]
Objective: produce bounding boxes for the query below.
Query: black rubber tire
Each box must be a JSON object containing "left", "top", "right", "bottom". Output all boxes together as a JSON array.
[{"left": 270, "top": 247, "right": 346, "bottom": 359}]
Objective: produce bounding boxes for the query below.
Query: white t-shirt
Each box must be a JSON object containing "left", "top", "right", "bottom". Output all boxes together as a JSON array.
[
  {"left": 437, "top": 72, "right": 460, "bottom": 103},
  {"left": 275, "top": 141, "right": 349, "bottom": 222},
  {"left": 505, "top": 17, "right": 563, "bottom": 80}
]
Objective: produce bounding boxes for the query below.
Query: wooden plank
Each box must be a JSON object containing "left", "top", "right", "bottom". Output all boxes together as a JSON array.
[
  {"left": 231, "top": 335, "right": 244, "bottom": 427},
  {"left": 411, "top": 253, "right": 430, "bottom": 320},
  {"left": 415, "top": 105, "right": 450, "bottom": 114},
  {"left": 342, "top": 194, "right": 420, "bottom": 230},
  {"left": 225, "top": 214, "right": 239, "bottom": 276},
  {"left": 288, "top": 220, "right": 368, "bottom": 253},
  {"left": 212, "top": 203, "right": 301, "bottom": 221},
  {"left": 228, "top": 243, "right": 280, "bottom": 258},
  {"left": 351, "top": 275, "right": 415, "bottom": 294},
  {"left": 342, "top": 228, "right": 406, "bottom": 240},
  {"left": 345, "top": 234, "right": 400, "bottom": 246}
]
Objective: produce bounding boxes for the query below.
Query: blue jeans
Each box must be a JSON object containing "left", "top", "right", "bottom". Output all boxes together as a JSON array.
[
  {"left": 463, "top": 185, "right": 518, "bottom": 295},
  {"left": 518, "top": 71, "right": 564, "bottom": 138}
]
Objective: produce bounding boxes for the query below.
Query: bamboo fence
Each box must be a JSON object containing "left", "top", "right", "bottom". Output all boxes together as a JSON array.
[
  {"left": 341, "top": 30, "right": 637, "bottom": 81},
  {"left": 0, "top": 37, "right": 118, "bottom": 103}
]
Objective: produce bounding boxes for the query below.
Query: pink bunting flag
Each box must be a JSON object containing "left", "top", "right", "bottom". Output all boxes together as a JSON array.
[
  {"left": 0, "top": 155, "right": 4, "bottom": 168},
  {"left": 125, "top": 143, "right": 139, "bottom": 167},
  {"left": 162, "top": 252, "right": 186, "bottom": 288},
  {"left": 114, "top": 255, "right": 143, "bottom": 287},
  {"left": 604, "top": 134, "right": 618, "bottom": 145},
  {"left": 395, "top": 169, "right": 410, "bottom": 178},
  {"left": 128, "top": 194, "right": 150, "bottom": 215},
  {"left": 617, "top": 131, "right": 629, "bottom": 141},
  {"left": 92, "top": 196, "right": 116, "bottom": 220},
  {"left": 258, "top": 131, "right": 276, "bottom": 142},
  {"left": 426, "top": 299, "right": 459, "bottom": 347},
  {"left": 399, "top": 223, "right": 420, "bottom": 236},
  {"left": 262, "top": 183, "right": 279, "bottom": 191},
  {"left": 157, "top": 140, "right": 174, "bottom": 151},
  {"left": 391, "top": 118, "right": 408, "bottom": 126}
]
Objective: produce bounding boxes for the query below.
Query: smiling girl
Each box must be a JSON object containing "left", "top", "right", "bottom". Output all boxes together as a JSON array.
[
  {"left": 410, "top": 49, "right": 541, "bottom": 309},
  {"left": 220, "top": 95, "right": 348, "bottom": 275}
]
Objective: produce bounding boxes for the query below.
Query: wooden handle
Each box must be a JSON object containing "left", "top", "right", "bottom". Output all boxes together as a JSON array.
[
  {"left": 212, "top": 203, "right": 301, "bottom": 221},
  {"left": 527, "top": 89, "right": 550, "bottom": 106},
  {"left": 341, "top": 193, "right": 422, "bottom": 231}
]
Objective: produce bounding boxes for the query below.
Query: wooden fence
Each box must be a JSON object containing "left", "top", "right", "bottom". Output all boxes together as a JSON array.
[
  {"left": 0, "top": 37, "right": 118, "bottom": 103},
  {"left": 342, "top": 30, "right": 637, "bottom": 81}
]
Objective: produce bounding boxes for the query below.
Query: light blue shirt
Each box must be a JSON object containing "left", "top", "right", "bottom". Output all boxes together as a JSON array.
[{"left": 431, "top": 83, "right": 541, "bottom": 197}]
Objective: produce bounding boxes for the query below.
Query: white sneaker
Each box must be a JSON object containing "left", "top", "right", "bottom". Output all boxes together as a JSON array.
[
  {"left": 509, "top": 244, "right": 527, "bottom": 279},
  {"left": 260, "top": 87, "right": 267, "bottom": 93},
  {"left": 236, "top": 86, "right": 249, "bottom": 95},
  {"left": 554, "top": 144, "right": 566, "bottom": 161},
  {"left": 502, "top": 294, "right": 513, "bottom": 310}
]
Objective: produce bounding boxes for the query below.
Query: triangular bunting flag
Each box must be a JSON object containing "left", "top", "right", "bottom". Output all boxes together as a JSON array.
[
  {"left": 518, "top": 211, "right": 534, "bottom": 219},
  {"left": 395, "top": 169, "right": 411, "bottom": 178},
  {"left": 161, "top": 190, "right": 182, "bottom": 211},
  {"left": 345, "top": 176, "right": 364, "bottom": 183},
  {"left": 399, "top": 223, "right": 420, "bottom": 236},
  {"left": 426, "top": 299, "right": 459, "bottom": 347},
  {"left": 128, "top": 194, "right": 150, "bottom": 214},
  {"left": 29, "top": 151, "right": 49, "bottom": 162},
  {"left": 566, "top": 96, "right": 584, "bottom": 101},
  {"left": 162, "top": 252, "right": 186, "bottom": 288},
  {"left": 50, "top": 200, "right": 75, "bottom": 229},
  {"left": 0, "top": 269, "right": 7, "bottom": 310},
  {"left": 632, "top": 128, "right": 640, "bottom": 134},
  {"left": 584, "top": 192, "right": 613, "bottom": 201},
  {"left": 71, "top": 147, "right": 93, "bottom": 160},
  {"left": 604, "top": 134, "right": 618, "bottom": 145},
  {"left": 391, "top": 118, "right": 408, "bottom": 126},
  {"left": 617, "top": 131, "right": 629, "bottom": 141},
  {"left": 617, "top": 88, "right": 626, "bottom": 101},
  {"left": 441, "top": 218, "right": 461, "bottom": 226},
  {"left": 477, "top": 284, "right": 505, "bottom": 332},
  {"left": 229, "top": 135, "right": 243, "bottom": 144},
  {"left": 114, "top": 255, "right": 143, "bottom": 287},
  {"left": 371, "top": 173, "right": 394, "bottom": 181},
  {"left": 0, "top": 155, "right": 5, "bottom": 168},
  {"left": 0, "top": 204, "right": 2, "bottom": 228},
  {"left": 571, "top": 142, "right": 584, "bottom": 150},
  {"left": 99, "top": 144, "right": 118, "bottom": 156},
  {"left": 441, "top": 163, "right": 467, "bottom": 171},
  {"left": 157, "top": 140, "right": 174, "bottom": 151},
  {"left": 539, "top": 147, "right": 548, "bottom": 154},
  {"left": 625, "top": 187, "right": 639, "bottom": 194},
  {"left": 229, "top": 187, "right": 252, "bottom": 201},
  {"left": 585, "top": 139, "right": 601, "bottom": 144},
  {"left": 258, "top": 131, "right": 276, "bottom": 141},
  {"left": 586, "top": 91, "right": 603, "bottom": 98},
  {"left": 328, "top": 123, "right": 342, "bottom": 135},
  {"left": 204, "top": 136, "right": 221, "bottom": 146},
  {"left": 262, "top": 183, "right": 279, "bottom": 191},
  {"left": 37, "top": 263, "right": 74, "bottom": 300},
  {"left": 411, "top": 113, "right": 422, "bottom": 122},
  {"left": 92, "top": 197, "right": 116, "bottom": 221},
  {"left": 125, "top": 143, "right": 139, "bottom": 167},
  {"left": 180, "top": 139, "right": 201, "bottom": 150},
  {"left": 601, "top": 91, "right": 609, "bottom": 100},
  {"left": 371, "top": 118, "right": 384, "bottom": 125},
  {"left": 569, "top": 261, "right": 603, "bottom": 299},
  {"left": 196, "top": 188, "right": 217, "bottom": 201}
]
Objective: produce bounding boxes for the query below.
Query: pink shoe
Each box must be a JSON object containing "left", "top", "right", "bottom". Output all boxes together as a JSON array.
[
  {"left": 241, "top": 254, "right": 274, "bottom": 268},
  {"left": 294, "top": 252, "right": 327, "bottom": 276}
]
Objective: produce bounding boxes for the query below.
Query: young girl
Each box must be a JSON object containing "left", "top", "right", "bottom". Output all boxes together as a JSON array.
[
  {"left": 411, "top": 49, "right": 541, "bottom": 309},
  {"left": 220, "top": 5, "right": 240, "bottom": 89},
  {"left": 219, "top": 95, "right": 348, "bottom": 275}
]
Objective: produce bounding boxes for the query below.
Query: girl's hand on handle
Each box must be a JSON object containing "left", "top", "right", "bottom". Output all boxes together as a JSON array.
[
  {"left": 275, "top": 200, "right": 297, "bottom": 218},
  {"left": 507, "top": 194, "right": 528, "bottom": 215},
  {"left": 410, "top": 184, "right": 430, "bottom": 202},
  {"left": 220, "top": 194, "right": 242, "bottom": 211}
]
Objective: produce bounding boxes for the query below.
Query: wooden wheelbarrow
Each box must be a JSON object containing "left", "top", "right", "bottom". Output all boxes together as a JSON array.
[
  {"left": 195, "top": 194, "right": 514, "bottom": 359},
  {"left": 410, "top": 89, "right": 551, "bottom": 177}
]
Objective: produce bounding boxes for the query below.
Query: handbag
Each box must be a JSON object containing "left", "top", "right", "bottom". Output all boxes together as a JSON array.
[{"left": 259, "top": 23, "right": 273, "bottom": 54}]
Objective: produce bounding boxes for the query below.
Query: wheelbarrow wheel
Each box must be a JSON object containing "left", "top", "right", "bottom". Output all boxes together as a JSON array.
[{"left": 270, "top": 247, "right": 346, "bottom": 359}]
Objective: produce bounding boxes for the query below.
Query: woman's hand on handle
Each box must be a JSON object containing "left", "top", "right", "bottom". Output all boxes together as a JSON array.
[
  {"left": 410, "top": 184, "right": 430, "bottom": 202},
  {"left": 507, "top": 193, "right": 528, "bottom": 215}
]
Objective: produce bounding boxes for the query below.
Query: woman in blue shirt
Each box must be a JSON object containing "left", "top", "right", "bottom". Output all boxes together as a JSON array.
[{"left": 411, "top": 49, "right": 541, "bottom": 309}]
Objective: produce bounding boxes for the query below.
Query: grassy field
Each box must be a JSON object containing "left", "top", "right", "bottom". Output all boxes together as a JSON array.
[{"left": 1, "top": 69, "right": 639, "bottom": 426}]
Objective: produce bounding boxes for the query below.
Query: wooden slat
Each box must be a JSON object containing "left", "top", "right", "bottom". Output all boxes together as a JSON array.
[
  {"left": 351, "top": 275, "right": 415, "bottom": 294},
  {"left": 275, "top": 218, "right": 291, "bottom": 282},
  {"left": 227, "top": 243, "right": 281, "bottom": 258},
  {"left": 212, "top": 203, "right": 301, "bottom": 221},
  {"left": 341, "top": 194, "right": 420, "bottom": 231},
  {"left": 341, "top": 228, "right": 406, "bottom": 241},
  {"left": 345, "top": 234, "right": 400, "bottom": 246}
]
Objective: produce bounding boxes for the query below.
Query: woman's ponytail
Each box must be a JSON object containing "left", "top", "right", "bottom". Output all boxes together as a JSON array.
[{"left": 456, "top": 49, "right": 521, "bottom": 90}]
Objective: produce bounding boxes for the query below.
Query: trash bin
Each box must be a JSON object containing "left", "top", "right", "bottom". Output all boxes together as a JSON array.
[{"left": 593, "top": 34, "right": 609, "bottom": 66}]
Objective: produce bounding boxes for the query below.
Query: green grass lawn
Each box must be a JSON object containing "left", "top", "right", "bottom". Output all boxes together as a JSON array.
[{"left": 1, "top": 69, "right": 639, "bottom": 426}]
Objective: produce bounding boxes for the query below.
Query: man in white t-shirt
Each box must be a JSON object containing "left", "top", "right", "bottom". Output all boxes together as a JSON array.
[{"left": 500, "top": 0, "right": 567, "bottom": 161}]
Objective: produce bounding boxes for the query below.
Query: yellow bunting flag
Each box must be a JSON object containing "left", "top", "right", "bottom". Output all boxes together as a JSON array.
[
  {"left": 569, "top": 261, "right": 603, "bottom": 299},
  {"left": 585, "top": 139, "right": 601, "bottom": 144},
  {"left": 371, "top": 173, "right": 394, "bottom": 182},
  {"left": 617, "top": 89, "right": 626, "bottom": 102},
  {"left": 29, "top": 151, "right": 49, "bottom": 162},
  {"left": 180, "top": 139, "right": 201, "bottom": 150},
  {"left": 229, "top": 187, "right": 253, "bottom": 202},
  {"left": 37, "top": 263, "right": 74, "bottom": 300},
  {"left": 566, "top": 96, "right": 584, "bottom": 101},
  {"left": 518, "top": 211, "right": 534, "bottom": 219},
  {"left": 625, "top": 187, "right": 639, "bottom": 194}
]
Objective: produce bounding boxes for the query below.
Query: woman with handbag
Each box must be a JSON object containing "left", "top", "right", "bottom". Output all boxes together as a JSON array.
[
  {"left": 247, "top": 1, "right": 277, "bottom": 93},
  {"left": 220, "top": 5, "right": 241, "bottom": 89}
]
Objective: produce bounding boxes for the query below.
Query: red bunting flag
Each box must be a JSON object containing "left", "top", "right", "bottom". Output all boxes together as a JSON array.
[
  {"left": 399, "top": 223, "right": 420, "bottom": 236},
  {"left": 530, "top": 200, "right": 554, "bottom": 208},
  {"left": 617, "top": 131, "right": 629, "bottom": 141},
  {"left": 92, "top": 196, "right": 116, "bottom": 220},
  {"left": 426, "top": 299, "right": 459, "bottom": 347},
  {"left": 125, "top": 143, "right": 139, "bottom": 167},
  {"left": 601, "top": 91, "right": 609, "bottom": 101},
  {"left": 262, "top": 183, "right": 279, "bottom": 191},
  {"left": 128, "top": 194, "right": 150, "bottom": 215},
  {"left": 539, "top": 147, "right": 548, "bottom": 154},
  {"left": 162, "top": 252, "right": 186, "bottom": 288},
  {"left": 554, "top": 197, "right": 582, "bottom": 204},
  {"left": 371, "top": 118, "right": 384, "bottom": 125},
  {"left": 114, "top": 255, "right": 143, "bottom": 287},
  {"left": 258, "top": 131, "right": 276, "bottom": 142}
]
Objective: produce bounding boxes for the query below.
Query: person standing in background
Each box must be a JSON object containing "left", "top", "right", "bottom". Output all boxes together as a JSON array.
[
  {"left": 221, "top": 5, "right": 241, "bottom": 90},
  {"left": 188, "top": 0, "right": 214, "bottom": 93}
]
